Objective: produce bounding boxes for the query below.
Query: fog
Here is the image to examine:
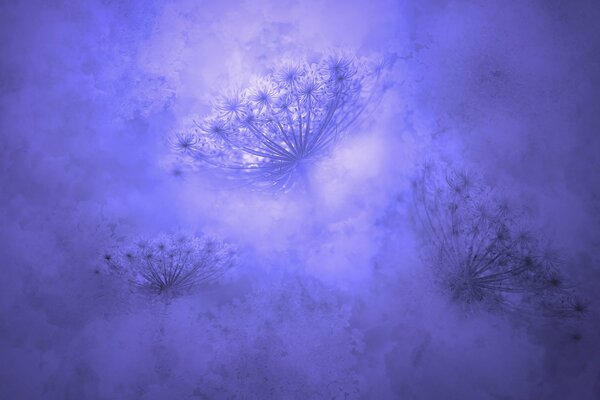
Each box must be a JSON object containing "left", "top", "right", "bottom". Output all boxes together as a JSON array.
[{"left": 1, "top": 1, "right": 599, "bottom": 399}]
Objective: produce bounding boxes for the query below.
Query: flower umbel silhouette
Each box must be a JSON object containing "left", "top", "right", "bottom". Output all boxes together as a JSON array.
[
  {"left": 411, "top": 162, "right": 587, "bottom": 319},
  {"left": 104, "top": 232, "right": 236, "bottom": 298},
  {"left": 172, "top": 52, "right": 392, "bottom": 192}
]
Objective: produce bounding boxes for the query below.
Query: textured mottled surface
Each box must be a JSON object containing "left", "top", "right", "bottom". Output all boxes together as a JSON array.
[{"left": 1, "top": 1, "right": 599, "bottom": 399}]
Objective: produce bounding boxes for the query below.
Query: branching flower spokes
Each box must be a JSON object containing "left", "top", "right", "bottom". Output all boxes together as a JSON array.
[
  {"left": 412, "top": 162, "right": 587, "bottom": 319},
  {"left": 104, "top": 232, "right": 236, "bottom": 298},
  {"left": 172, "top": 51, "right": 394, "bottom": 191}
]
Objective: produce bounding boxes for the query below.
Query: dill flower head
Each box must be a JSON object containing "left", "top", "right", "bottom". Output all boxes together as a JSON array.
[
  {"left": 411, "top": 161, "right": 587, "bottom": 319},
  {"left": 172, "top": 51, "right": 393, "bottom": 192},
  {"left": 103, "top": 232, "right": 236, "bottom": 298}
]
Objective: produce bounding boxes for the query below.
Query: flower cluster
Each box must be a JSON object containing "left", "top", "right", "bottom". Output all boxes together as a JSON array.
[
  {"left": 172, "top": 52, "right": 392, "bottom": 191},
  {"left": 104, "top": 232, "right": 235, "bottom": 298},
  {"left": 411, "top": 162, "right": 586, "bottom": 319}
]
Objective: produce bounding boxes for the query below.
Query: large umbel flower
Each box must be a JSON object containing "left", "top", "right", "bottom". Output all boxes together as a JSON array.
[
  {"left": 411, "top": 162, "right": 588, "bottom": 320},
  {"left": 173, "top": 52, "right": 392, "bottom": 191}
]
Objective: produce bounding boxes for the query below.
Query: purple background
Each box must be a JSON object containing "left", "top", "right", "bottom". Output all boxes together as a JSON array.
[{"left": 1, "top": 0, "right": 599, "bottom": 398}]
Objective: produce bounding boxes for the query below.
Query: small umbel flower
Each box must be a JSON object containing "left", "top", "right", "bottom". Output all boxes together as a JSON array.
[
  {"left": 172, "top": 51, "right": 394, "bottom": 192},
  {"left": 411, "top": 162, "right": 585, "bottom": 318},
  {"left": 104, "top": 232, "right": 236, "bottom": 298}
]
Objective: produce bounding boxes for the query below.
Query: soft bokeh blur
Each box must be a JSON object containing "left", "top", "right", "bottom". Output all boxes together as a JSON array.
[{"left": 1, "top": 0, "right": 599, "bottom": 398}]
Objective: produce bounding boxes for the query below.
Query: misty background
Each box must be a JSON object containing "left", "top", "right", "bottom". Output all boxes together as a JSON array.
[{"left": 1, "top": 0, "right": 599, "bottom": 399}]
